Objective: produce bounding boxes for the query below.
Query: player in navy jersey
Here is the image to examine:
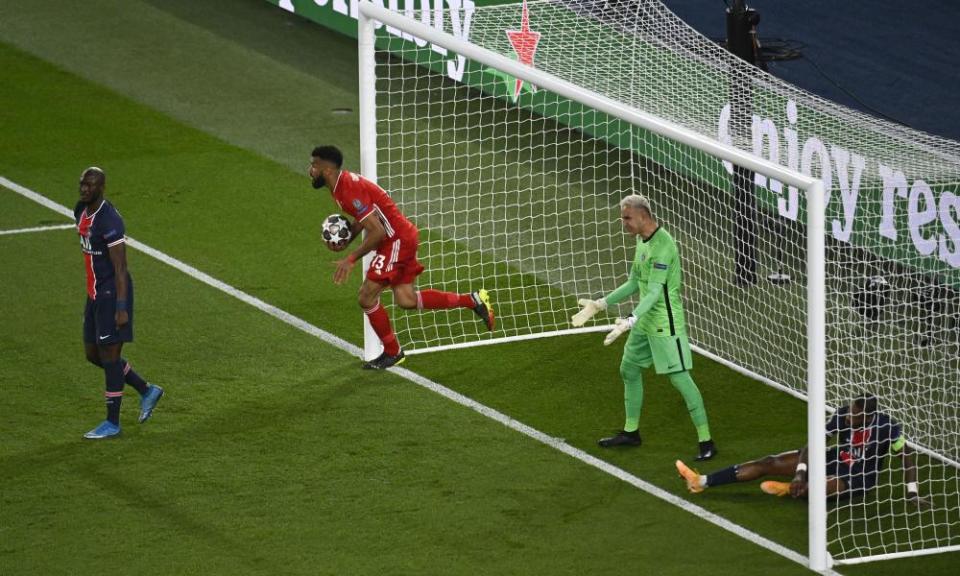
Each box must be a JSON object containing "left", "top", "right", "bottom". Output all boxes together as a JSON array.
[
  {"left": 675, "top": 395, "right": 929, "bottom": 506},
  {"left": 309, "top": 146, "right": 494, "bottom": 370},
  {"left": 75, "top": 167, "right": 163, "bottom": 439}
]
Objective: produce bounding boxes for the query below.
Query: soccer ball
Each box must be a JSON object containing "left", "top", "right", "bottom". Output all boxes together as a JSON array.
[{"left": 322, "top": 214, "right": 352, "bottom": 248}]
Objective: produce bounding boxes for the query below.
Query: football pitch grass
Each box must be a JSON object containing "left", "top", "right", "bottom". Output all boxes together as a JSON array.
[{"left": 0, "top": 1, "right": 957, "bottom": 574}]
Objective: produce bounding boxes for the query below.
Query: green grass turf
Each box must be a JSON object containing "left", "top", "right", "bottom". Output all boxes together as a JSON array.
[
  {"left": 0, "top": 0, "right": 957, "bottom": 573},
  {"left": 0, "top": 223, "right": 817, "bottom": 576},
  {"left": 0, "top": 191, "right": 71, "bottom": 231}
]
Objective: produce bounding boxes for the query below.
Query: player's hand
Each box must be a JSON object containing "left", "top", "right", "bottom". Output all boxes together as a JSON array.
[
  {"left": 115, "top": 310, "right": 129, "bottom": 328},
  {"left": 571, "top": 298, "right": 607, "bottom": 327},
  {"left": 789, "top": 475, "right": 808, "bottom": 499},
  {"left": 333, "top": 257, "right": 356, "bottom": 285},
  {"left": 907, "top": 492, "right": 931, "bottom": 509},
  {"left": 603, "top": 316, "right": 635, "bottom": 346}
]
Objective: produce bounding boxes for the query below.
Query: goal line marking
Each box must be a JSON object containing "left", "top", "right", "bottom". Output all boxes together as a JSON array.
[{"left": 0, "top": 223, "right": 76, "bottom": 236}]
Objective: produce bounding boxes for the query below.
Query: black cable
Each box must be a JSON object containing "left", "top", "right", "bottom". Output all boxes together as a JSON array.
[
  {"left": 797, "top": 49, "right": 907, "bottom": 125},
  {"left": 709, "top": 34, "right": 910, "bottom": 126}
]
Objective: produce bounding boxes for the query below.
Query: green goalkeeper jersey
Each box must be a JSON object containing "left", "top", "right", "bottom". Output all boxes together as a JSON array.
[{"left": 605, "top": 226, "right": 687, "bottom": 336}]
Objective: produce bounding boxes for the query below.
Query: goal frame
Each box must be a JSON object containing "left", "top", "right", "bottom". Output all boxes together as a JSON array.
[{"left": 357, "top": 3, "right": 829, "bottom": 569}]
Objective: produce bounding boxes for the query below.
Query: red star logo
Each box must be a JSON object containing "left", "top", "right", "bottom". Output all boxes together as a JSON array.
[{"left": 505, "top": 0, "right": 541, "bottom": 101}]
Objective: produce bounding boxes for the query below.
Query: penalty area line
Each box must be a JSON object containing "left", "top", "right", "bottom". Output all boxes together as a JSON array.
[{"left": 0, "top": 174, "right": 840, "bottom": 575}]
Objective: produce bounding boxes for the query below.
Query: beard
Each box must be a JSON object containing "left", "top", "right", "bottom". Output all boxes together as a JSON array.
[{"left": 312, "top": 175, "right": 326, "bottom": 190}]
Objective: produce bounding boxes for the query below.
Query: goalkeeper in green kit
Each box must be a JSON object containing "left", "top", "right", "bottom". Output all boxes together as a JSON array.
[{"left": 572, "top": 194, "right": 717, "bottom": 461}]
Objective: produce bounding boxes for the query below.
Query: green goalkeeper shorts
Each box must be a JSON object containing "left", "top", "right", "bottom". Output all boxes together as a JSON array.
[{"left": 622, "top": 329, "right": 693, "bottom": 375}]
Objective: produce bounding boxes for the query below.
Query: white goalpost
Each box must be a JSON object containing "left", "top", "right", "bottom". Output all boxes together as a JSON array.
[{"left": 357, "top": 0, "right": 960, "bottom": 569}]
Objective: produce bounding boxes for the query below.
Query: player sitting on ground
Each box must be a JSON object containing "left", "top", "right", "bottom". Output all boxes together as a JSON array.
[
  {"left": 309, "top": 145, "right": 494, "bottom": 370},
  {"left": 676, "top": 394, "right": 929, "bottom": 507}
]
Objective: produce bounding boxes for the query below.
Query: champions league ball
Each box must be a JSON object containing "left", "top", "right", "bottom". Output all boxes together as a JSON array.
[{"left": 322, "top": 214, "right": 352, "bottom": 248}]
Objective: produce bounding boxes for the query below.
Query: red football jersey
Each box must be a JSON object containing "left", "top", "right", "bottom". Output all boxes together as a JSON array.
[{"left": 331, "top": 170, "right": 416, "bottom": 240}]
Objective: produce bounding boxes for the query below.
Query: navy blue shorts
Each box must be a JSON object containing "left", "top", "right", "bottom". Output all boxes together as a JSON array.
[
  {"left": 826, "top": 447, "right": 876, "bottom": 497},
  {"left": 83, "top": 282, "right": 134, "bottom": 346}
]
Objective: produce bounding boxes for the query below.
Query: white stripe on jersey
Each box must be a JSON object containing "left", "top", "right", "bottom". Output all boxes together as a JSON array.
[
  {"left": 84, "top": 201, "right": 108, "bottom": 219},
  {"left": 372, "top": 205, "right": 395, "bottom": 238},
  {"left": 387, "top": 238, "right": 400, "bottom": 272}
]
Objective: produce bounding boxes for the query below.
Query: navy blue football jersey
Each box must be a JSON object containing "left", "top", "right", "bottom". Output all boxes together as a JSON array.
[
  {"left": 826, "top": 405, "right": 903, "bottom": 474},
  {"left": 75, "top": 200, "right": 126, "bottom": 299}
]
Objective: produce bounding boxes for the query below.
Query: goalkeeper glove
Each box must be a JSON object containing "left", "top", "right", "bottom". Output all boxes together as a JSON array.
[
  {"left": 603, "top": 316, "right": 636, "bottom": 346},
  {"left": 571, "top": 298, "right": 607, "bottom": 327}
]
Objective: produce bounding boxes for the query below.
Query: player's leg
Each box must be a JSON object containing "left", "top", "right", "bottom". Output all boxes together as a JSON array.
[
  {"left": 415, "top": 287, "right": 494, "bottom": 331},
  {"left": 759, "top": 447, "right": 855, "bottom": 497},
  {"left": 822, "top": 452, "right": 854, "bottom": 498},
  {"left": 737, "top": 451, "right": 801, "bottom": 480},
  {"left": 84, "top": 342, "right": 101, "bottom": 367},
  {"left": 826, "top": 476, "right": 850, "bottom": 496},
  {"left": 81, "top": 298, "right": 120, "bottom": 439},
  {"left": 410, "top": 287, "right": 475, "bottom": 310},
  {"left": 358, "top": 278, "right": 405, "bottom": 369},
  {"left": 121, "top": 360, "right": 149, "bottom": 395},
  {"left": 393, "top": 235, "right": 493, "bottom": 330},
  {"left": 395, "top": 283, "right": 493, "bottom": 331},
  {"left": 106, "top": 280, "right": 162, "bottom": 422},
  {"left": 83, "top": 287, "right": 161, "bottom": 437},
  {"left": 677, "top": 450, "right": 800, "bottom": 493},
  {"left": 85, "top": 340, "right": 150, "bottom": 393},
  {"left": 651, "top": 333, "right": 715, "bottom": 460},
  {"left": 667, "top": 371, "right": 716, "bottom": 460},
  {"left": 599, "top": 331, "right": 651, "bottom": 447},
  {"left": 83, "top": 339, "right": 125, "bottom": 439},
  {"left": 83, "top": 299, "right": 99, "bottom": 366},
  {"left": 761, "top": 476, "right": 851, "bottom": 499},
  {"left": 392, "top": 283, "right": 420, "bottom": 309}
]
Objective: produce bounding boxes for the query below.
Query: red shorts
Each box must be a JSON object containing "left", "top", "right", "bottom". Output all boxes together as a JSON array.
[{"left": 366, "top": 233, "right": 424, "bottom": 286}]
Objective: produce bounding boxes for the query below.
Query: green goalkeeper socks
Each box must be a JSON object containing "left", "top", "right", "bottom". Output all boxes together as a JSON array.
[
  {"left": 668, "top": 371, "right": 712, "bottom": 442},
  {"left": 621, "top": 360, "right": 644, "bottom": 433}
]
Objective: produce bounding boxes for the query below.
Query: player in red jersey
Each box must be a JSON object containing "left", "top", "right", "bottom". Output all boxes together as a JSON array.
[{"left": 309, "top": 146, "right": 494, "bottom": 369}]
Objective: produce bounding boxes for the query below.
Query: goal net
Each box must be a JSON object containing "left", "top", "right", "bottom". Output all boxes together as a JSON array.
[{"left": 359, "top": 0, "right": 960, "bottom": 566}]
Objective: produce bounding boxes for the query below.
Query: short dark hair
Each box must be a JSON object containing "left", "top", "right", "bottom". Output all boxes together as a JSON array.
[
  {"left": 82, "top": 166, "right": 106, "bottom": 185},
  {"left": 853, "top": 394, "right": 878, "bottom": 416},
  {"left": 312, "top": 146, "right": 343, "bottom": 168}
]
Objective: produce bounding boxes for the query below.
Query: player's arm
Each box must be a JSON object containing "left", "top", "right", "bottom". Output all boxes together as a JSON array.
[
  {"left": 109, "top": 241, "right": 130, "bottom": 327},
  {"left": 602, "top": 279, "right": 662, "bottom": 345},
  {"left": 572, "top": 257, "right": 643, "bottom": 327},
  {"left": 606, "top": 279, "right": 639, "bottom": 306},
  {"left": 602, "top": 246, "right": 670, "bottom": 344},
  {"left": 790, "top": 446, "right": 810, "bottom": 498},
  {"left": 333, "top": 214, "right": 386, "bottom": 285},
  {"left": 894, "top": 438, "right": 930, "bottom": 508},
  {"left": 348, "top": 218, "right": 365, "bottom": 243},
  {"left": 632, "top": 241, "right": 672, "bottom": 318},
  {"left": 631, "top": 278, "right": 664, "bottom": 319},
  {"left": 572, "top": 279, "right": 635, "bottom": 327},
  {"left": 790, "top": 412, "right": 842, "bottom": 498}
]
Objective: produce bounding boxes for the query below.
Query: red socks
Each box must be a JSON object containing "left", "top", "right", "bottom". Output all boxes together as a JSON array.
[
  {"left": 364, "top": 303, "right": 400, "bottom": 356},
  {"left": 417, "top": 289, "right": 474, "bottom": 310}
]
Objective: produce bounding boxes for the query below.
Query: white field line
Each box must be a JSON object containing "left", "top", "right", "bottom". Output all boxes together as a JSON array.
[
  {"left": 0, "top": 223, "right": 76, "bottom": 236},
  {"left": 1, "top": 176, "right": 839, "bottom": 575}
]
